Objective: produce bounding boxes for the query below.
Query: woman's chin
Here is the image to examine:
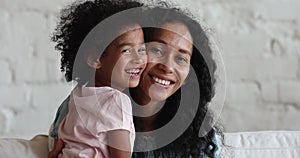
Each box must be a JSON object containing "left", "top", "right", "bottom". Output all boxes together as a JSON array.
[{"left": 148, "top": 86, "right": 169, "bottom": 102}]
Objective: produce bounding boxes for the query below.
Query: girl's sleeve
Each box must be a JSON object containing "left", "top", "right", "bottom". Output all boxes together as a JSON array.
[{"left": 75, "top": 91, "right": 135, "bottom": 137}]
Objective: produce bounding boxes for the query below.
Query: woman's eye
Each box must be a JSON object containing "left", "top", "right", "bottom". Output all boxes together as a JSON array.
[
  {"left": 148, "top": 47, "right": 163, "bottom": 56},
  {"left": 176, "top": 55, "right": 188, "bottom": 64}
]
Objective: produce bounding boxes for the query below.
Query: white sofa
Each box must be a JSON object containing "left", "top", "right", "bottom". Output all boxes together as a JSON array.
[
  {"left": 0, "top": 135, "right": 48, "bottom": 158},
  {"left": 1, "top": 131, "right": 300, "bottom": 158},
  {"left": 222, "top": 131, "right": 300, "bottom": 157}
]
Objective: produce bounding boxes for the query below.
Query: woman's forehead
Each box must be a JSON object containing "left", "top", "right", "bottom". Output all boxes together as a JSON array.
[
  {"left": 150, "top": 23, "right": 193, "bottom": 54},
  {"left": 159, "top": 22, "right": 193, "bottom": 42}
]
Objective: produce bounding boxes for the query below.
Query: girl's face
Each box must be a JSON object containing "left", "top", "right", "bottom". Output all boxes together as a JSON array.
[
  {"left": 95, "top": 25, "right": 147, "bottom": 91},
  {"left": 139, "top": 22, "right": 193, "bottom": 102}
]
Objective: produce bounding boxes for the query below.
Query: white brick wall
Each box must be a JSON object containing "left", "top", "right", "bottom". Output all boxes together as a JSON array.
[
  {"left": 0, "top": 0, "right": 74, "bottom": 139},
  {"left": 0, "top": 0, "right": 299, "bottom": 139}
]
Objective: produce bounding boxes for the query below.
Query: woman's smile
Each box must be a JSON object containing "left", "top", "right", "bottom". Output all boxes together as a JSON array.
[
  {"left": 149, "top": 73, "right": 175, "bottom": 88},
  {"left": 138, "top": 22, "right": 193, "bottom": 102}
]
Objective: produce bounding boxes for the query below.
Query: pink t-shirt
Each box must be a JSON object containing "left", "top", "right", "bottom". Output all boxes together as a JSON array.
[{"left": 58, "top": 86, "right": 135, "bottom": 158}]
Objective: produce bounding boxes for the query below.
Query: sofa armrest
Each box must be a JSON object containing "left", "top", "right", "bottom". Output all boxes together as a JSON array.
[{"left": 0, "top": 135, "right": 48, "bottom": 158}]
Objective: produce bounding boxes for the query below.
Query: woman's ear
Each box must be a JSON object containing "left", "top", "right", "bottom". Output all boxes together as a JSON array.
[{"left": 87, "top": 54, "right": 101, "bottom": 69}]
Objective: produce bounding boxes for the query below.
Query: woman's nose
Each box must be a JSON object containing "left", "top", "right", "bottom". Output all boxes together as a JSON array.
[{"left": 157, "top": 57, "right": 174, "bottom": 74}]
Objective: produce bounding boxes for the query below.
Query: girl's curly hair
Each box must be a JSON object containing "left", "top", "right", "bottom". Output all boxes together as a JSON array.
[{"left": 51, "top": 0, "right": 144, "bottom": 85}]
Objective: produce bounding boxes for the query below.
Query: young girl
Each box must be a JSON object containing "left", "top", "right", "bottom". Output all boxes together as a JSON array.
[{"left": 49, "top": 1, "right": 147, "bottom": 158}]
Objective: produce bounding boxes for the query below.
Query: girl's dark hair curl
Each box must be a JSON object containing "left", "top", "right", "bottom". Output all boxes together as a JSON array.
[{"left": 51, "top": 0, "right": 143, "bottom": 85}]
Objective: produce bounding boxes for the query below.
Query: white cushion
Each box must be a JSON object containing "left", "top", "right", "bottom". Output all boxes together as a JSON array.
[
  {"left": 222, "top": 131, "right": 300, "bottom": 158},
  {"left": 1, "top": 131, "right": 300, "bottom": 158}
]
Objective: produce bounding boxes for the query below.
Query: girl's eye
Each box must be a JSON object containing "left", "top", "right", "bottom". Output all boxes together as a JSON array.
[
  {"left": 138, "top": 47, "right": 146, "bottom": 54},
  {"left": 121, "top": 49, "right": 131, "bottom": 54}
]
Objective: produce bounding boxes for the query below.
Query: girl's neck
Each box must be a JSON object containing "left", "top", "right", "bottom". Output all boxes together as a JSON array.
[{"left": 86, "top": 79, "right": 125, "bottom": 92}]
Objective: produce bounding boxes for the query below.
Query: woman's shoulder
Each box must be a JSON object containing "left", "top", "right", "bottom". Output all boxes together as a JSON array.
[{"left": 213, "top": 133, "right": 223, "bottom": 158}]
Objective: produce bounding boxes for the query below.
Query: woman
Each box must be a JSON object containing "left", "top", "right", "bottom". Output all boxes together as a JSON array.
[
  {"left": 49, "top": 1, "right": 222, "bottom": 158},
  {"left": 130, "top": 7, "right": 222, "bottom": 158}
]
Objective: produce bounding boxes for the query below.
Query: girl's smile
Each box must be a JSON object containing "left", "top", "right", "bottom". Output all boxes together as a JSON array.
[{"left": 94, "top": 25, "right": 147, "bottom": 91}]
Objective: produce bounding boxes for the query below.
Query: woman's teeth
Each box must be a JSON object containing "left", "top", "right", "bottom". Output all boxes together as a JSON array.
[{"left": 152, "top": 76, "right": 171, "bottom": 86}]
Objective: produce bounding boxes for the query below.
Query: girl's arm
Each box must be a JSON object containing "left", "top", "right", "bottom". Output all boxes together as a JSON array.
[{"left": 107, "top": 130, "right": 132, "bottom": 158}]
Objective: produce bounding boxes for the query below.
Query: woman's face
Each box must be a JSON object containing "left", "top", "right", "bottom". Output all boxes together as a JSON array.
[{"left": 139, "top": 22, "right": 193, "bottom": 102}]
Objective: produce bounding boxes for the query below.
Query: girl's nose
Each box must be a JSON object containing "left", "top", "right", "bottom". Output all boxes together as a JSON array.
[
  {"left": 132, "top": 52, "right": 146, "bottom": 65},
  {"left": 132, "top": 57, "right": 144, "bottom": 64}
]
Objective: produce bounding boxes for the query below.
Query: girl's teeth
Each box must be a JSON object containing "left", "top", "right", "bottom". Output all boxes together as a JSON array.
[{"left": 126, "top": 69, "right": 140, "bottom": 74}]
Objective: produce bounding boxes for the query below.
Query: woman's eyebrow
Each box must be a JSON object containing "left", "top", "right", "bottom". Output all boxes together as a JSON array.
[
  {"left": 116, "top": 42, "right": 145, "bottom": 48},
  {"left": 179, "top": 49, "right": 192, "bottom": 56},
  {"left": 153, "top": 39, "right": 192, "bottom": 56}
]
